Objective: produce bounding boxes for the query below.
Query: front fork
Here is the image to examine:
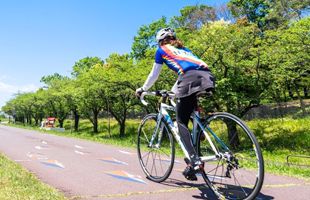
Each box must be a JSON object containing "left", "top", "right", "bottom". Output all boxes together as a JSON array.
[{"left": 148, "top": 113, "right": 164, "bottom": 148}]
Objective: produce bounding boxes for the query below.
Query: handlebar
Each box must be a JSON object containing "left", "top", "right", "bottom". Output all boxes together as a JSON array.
[{"left": 140, "top": 90, "right": 176, "bottom": 106}]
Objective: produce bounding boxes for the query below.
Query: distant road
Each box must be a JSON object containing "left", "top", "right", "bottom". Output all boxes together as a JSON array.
[{"left": 0, "top": 125, "right": 309, "bottom": 200}]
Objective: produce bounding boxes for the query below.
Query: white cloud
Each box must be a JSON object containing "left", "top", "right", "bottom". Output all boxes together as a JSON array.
[
  {"left": 0, "top": 82, "right": 15, "bottom": 93},
  {"left": 0, "top": 81, "right": 38, "bottom": 94},
  {"left": 0, "top": 81, "right": 40, "bottom": 108}
]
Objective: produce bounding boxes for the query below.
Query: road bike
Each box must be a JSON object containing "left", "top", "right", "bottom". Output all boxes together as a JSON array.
[{"left": 137, "top": 90, "right": 264, "bottom": 200}]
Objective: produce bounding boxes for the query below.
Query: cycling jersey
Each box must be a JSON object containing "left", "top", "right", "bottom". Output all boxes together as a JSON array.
[{"left": 155, "top": 44, "right": 209, "bottom": 75}]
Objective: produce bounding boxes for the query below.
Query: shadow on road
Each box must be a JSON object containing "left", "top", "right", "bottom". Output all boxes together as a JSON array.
[
  {"left": 195, "top": 186, "right": 274, "bottom": 200},
  {"left": 161, "top": 178, "right": 274, "bottom": 200}
]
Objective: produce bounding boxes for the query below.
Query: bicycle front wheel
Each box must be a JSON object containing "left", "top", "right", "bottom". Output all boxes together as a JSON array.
[
  {"left": 137, "top": 113, "right": 175, "bottom": 182},
  {"left": 197, "top": 112, "right": 264, "bottom": 200}
]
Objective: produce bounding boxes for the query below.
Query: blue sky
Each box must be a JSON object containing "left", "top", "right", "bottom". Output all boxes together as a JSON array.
[{"left": 0, "top": 0, "right": 228, "bottom": 108}]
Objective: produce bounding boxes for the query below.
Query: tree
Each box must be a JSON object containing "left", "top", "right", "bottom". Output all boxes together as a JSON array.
[
  {"left": 41, "top": 73, "right": 71, "bottom": 128},
  {"left": 3, "top": 93, "right": 34, "bottom": 124},
  {"left": 72, "top": 57, "right": 104, "bottom": 77},
  {"left": 171, "top": 5, "right": 217, "bottom": 30},
  {"left": 188, "top": 20, "right": 271, "bottom": 146},
  {"left": 228, "top": 0, "right": 271, "bottom": 30},
  {"left": 1, "top": 100, "right": 16, "bottom": 123},
  {"left": 30, "top": 89, "right": 46, "bottom": 126},
  {"left": 75, "top": 58, "right": 106, "bottom": 133},
  {"left": 41, "top": 73, "right": 65, "bottom": 85},
  {"left": 131, "top": 17, "right": 168, "bottom": 59},
  {"left": 264, "top": 17, "right": 310, "bottom": 115},
  {"left": 228, "top": 0, "right": 310, "bottom": 30},
  {"left": 100, "top": 54, "right": 139, "bottom": 137},
  {"left": 62, "top": 79, "right": 80, "bottom": 131}
]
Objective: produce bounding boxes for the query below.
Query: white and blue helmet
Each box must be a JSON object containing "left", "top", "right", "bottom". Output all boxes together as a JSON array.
[{"left": 156, "top": 28, "right": 176, "bottom": 43}]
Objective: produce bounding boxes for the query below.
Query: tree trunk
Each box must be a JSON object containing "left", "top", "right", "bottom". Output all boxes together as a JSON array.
[
  {"left": 287, "top": 83, "right": 294, "bottom": 99},
  {"left": 119, "top": 120, "right": 125, "bottom": 138},
  {"left": 59, "top": 119, "right": 64, "bottom": 128},
  {"left": 28, "top": 115, "right": 32, "bottom": 125},
  {"left": 106, "top": 100, "right": 111, "bottom": 137},
  {"left": 74, "top": 111, "right": 79, "bottom": 131},
  {"left": 35, "top": 118, "right": 39, "bottom": 126},
  {"left": 119, "top": 108, "right": 127, "bottom": 137},
  {"left": 294, "top": 83, "right": 306, "bottom": 116},
  {"left": 93, "top": 111, "right": 98, "bottom": 133},
  {"left": 225, "top": 120, "right": 240, "bottom": 149},
  {"left": 304, "top": 87, "right": 308, "bottom": 98}
]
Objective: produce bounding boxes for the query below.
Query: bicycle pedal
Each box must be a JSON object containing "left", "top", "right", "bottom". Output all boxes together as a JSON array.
[
  {"left": 184, "top": 158, "right": 191, "bottom": 165},
  {"left": 183, "top": 166, "right": 198, "bottom": 181},
  {"left": 184, "top": 175, "right": 198, "bottom": 181}
]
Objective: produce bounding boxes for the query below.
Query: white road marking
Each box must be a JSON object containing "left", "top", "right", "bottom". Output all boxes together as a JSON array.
[
  {"left": 119, "top": 150, "right": 134, "bottom": 155},
  {"left": 26, "top": 152, "right": 48, "bottom": 160},
  {"left": 75, "top": 150, "right": 85, "bottom": 155},
  {"left": 14, "top": 159, "right": 31, "bottom": 162},
  {"left": 74, "top": 145, "right": 84, "bottom": 149}
]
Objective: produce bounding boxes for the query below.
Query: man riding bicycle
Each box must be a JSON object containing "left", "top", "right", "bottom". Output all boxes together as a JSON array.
[{"left": 136, "top": 28, "right": 215, "bottom": 181}]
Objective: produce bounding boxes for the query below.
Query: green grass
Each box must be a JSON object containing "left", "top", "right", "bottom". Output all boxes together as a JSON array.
[
  {"left": 4, "top": 116, "right": 310, "bottom": 180},
  {"left": 248, "top": 117, "right": 310, "bottom": 180},
  {"left": 262, "top": 150, "right": 310, "bottom": 179},
  {"left": 0, "top": 154, "right": 67, "bottom": 200}
]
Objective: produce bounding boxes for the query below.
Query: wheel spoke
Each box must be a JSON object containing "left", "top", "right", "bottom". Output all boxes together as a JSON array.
[
  {"left": 141, "top": 129, "right": 150, "bottom": 144},
  {"left": 198, "top": 113, "right": 264, "bottom": 200},
  {"left": 137, "top": 115, "right": 174, "bottom": 182}
]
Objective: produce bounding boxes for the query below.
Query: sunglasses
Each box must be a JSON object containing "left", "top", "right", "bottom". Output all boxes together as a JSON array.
[{"left": 167, "top": 36, "right": 176, "bottom": 40}]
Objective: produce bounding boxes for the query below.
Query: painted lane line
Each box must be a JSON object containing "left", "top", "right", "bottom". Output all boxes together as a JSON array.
[
  {"left": 14, "top": 159, "right": 31, "bottom": 162},
  {"left": 41, "top": 160, "right": 65, "bottom": 169},
  {"left": 99, "top": 157, "right": 128, "bottom": 165},
  {"left": 27, "top": 152, "right": 48, "bottom": 160},
  {"left": 69, "top": 182, "right": 310, "bottom": 200},
  {"left": 35, "top": 145, "right": 48, "bottom": 150},
  {"left": 263, "top": 182, "right": 310, "bottom": 188},
  {"left": 74, "top": 145, "right": 84, "bottom": 149},
  {"left": 41, "top": 140, "right": 47, "bottom": 144},
  {"left": 104, "top": 170, "right": 146, "bottom": 184},
  {"left": 74, "top": 150, "right": 85, "bottom": 155},
  {"left": 118, "top": 150, "right": 135, "bottom": 155},
  {"left": 70, "top": 186, "right": 200, "bottom": 199}
]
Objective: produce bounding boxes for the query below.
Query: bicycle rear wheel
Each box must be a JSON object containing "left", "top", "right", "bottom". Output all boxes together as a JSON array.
[
  {"left": 197, "top": 112, "right": 264, "bottom": 200},
  {"left": 137, "top": 113, "right": 175, "bottom": 182}
]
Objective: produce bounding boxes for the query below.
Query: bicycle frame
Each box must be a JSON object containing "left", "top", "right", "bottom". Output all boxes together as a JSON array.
[
  {"left": 139, "top": 91, "right": 265, "bottom": 199},
  {"left": 152, "top": 99, "right": 230, "bottom": 163}
]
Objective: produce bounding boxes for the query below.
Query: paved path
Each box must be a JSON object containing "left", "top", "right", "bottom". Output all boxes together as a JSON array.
[{"left": 0, "top": 125, "right": 309, "bottom": 200}]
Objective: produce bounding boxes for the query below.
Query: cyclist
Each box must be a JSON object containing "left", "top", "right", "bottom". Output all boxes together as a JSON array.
[{"left": 136, "top": 28, "right": 215, "bottom": 181}]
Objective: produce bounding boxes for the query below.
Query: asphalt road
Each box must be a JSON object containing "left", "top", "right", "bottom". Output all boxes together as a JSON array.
[{"left": 0, "top": 125, "right": 309, "bottom": 200}]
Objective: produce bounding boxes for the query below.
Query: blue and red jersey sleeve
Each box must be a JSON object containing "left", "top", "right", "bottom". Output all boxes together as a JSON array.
[{"left": 155, "top": 48, "right": 164, "bottom": 64}]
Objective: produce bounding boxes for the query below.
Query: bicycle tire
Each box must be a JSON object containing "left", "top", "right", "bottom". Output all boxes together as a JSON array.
[
  {"left": 197, "top": 112, "right": 264, "bottom": 200},
  {"left": 137, "top": 113, "right": 175, "bottom": 182}
]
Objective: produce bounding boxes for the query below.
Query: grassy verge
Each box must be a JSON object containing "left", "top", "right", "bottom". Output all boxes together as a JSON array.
[
  {"left": 3, "top": 116, "right": 310, "bottom": 180},
  {"left": 0, "top": 154, "right": 67, "bottom": 200},
  {"left": 248, "top": 117, "right": 310, "bottom": 180}
]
